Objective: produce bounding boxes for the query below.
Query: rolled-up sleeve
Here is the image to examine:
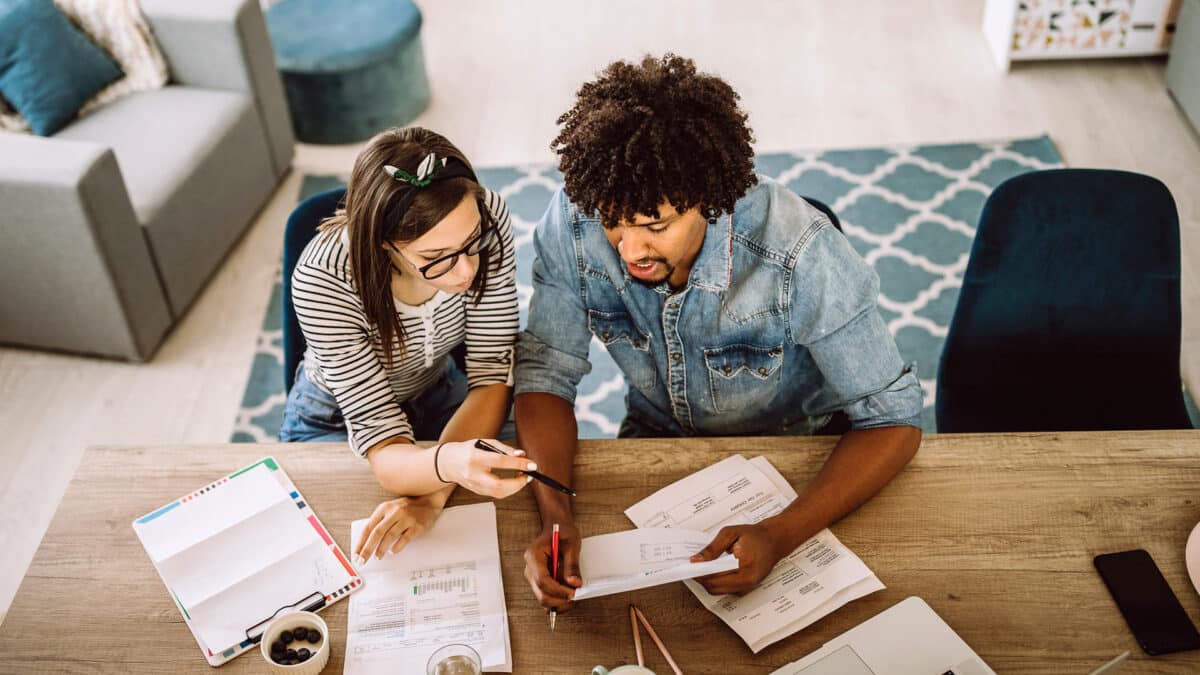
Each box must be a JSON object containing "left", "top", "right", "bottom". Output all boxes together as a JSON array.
[
  {"left": 788, "top": 223, "right": 924, "bottom": 430},
  {"left": 514, "top": 188, "right": 593, "bottom": 403},
  {"left": 463, "top": 190, "right": 520, "bottom": 388}
]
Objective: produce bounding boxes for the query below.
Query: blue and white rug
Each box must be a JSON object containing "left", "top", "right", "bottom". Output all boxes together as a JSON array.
[{"left": 231, "top": 135, "right": 1063, "bottom": 442}]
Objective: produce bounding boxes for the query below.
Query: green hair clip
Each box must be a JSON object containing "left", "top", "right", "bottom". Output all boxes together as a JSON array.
[{"left": 383, "top": 152, "right": 448, "bottom": 187}]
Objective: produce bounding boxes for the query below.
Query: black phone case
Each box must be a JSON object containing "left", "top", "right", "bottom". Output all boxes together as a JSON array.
[{"left": 1094, "top": 549, "right": 1200, "bottom": 656}]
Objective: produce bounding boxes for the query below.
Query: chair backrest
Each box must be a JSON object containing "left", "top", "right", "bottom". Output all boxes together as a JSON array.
[
  {"left": 936, "top": 168, "right": 1191, "bottom": 432},
  {"left": 283, "top": 187, "right": 347, "bottom": 393},
  {"left": 802, "top": 196, "right": 842, "bottom": 232}
]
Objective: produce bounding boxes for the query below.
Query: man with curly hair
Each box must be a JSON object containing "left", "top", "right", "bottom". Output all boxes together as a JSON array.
[{"left": 514, "top": 55, "right": 924, "bottom": 610}]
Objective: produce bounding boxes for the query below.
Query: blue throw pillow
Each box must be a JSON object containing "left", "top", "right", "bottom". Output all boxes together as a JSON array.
[{"left": 0, "top": 0, "right": 123, "bottom": 136}]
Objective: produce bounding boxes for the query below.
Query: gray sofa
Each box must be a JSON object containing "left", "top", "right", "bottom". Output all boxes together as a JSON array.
[
  {"left": 1168, "top": 0, "right": 1200, "bottom": 134},
  {"left": 0, "top": 0, "right": 294, "bottom": 360}
]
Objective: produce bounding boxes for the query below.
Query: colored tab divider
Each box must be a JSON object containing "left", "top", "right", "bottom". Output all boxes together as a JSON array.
[{"left": 229, "top": 456, "right": 279, "bottom": 479}]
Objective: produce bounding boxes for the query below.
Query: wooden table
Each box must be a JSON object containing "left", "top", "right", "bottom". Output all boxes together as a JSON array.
[{"left": 2, "top": 432, "right": 1200, "bottom": 673}]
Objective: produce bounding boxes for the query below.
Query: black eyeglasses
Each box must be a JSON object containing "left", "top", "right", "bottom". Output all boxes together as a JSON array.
[{"left": 399, "top": 225, "right": 497, "bottom": 280}]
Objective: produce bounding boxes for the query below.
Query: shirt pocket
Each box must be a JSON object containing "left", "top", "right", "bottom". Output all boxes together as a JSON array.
[
  {"left": 294, "top": 388, "right": 346, "bottom": 431},
  {"left": 703, "top": 342, "right": 784, "bottom": 413},
  {"left": 587, "top": 309, "right": 656, "bottom": 392}
]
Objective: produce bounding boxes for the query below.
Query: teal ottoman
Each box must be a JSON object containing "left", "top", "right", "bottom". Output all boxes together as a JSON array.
[{"left": 266, "top": 0, "right": 430, "bottom": 144}]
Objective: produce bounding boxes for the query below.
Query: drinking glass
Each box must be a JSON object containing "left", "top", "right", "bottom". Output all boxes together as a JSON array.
[{"left": 426, "top": 643, "right": 482, "bottom": 675}]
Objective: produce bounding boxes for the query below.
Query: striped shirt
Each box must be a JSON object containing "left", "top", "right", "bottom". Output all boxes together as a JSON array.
[{"left": 292, "top": 189, "right": 518, "bottom": 455}]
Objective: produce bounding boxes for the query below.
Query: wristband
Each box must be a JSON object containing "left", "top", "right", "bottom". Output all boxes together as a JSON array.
[{"left": 433, "top": 443, "right": 451, "bottom": 484}]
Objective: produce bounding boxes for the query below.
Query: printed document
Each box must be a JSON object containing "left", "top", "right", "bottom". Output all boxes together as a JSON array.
[
  {"left": 574, "top": 527, "right": 739, "bottom": 600},
  {"left": 347, "top": 502, "right": 512, "bottom": 673},
  {"left": 625, "top": 454, "right": 883, "bottom": 652}
]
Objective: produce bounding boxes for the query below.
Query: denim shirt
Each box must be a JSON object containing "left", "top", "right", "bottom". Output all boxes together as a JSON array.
[{"left": 514, "top": 176, "right": 924, "bottom": 436}]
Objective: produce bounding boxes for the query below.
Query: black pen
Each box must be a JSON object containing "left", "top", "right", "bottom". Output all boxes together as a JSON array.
[{"left": 474, "top": 440, "right": 577, "bottom": 497}]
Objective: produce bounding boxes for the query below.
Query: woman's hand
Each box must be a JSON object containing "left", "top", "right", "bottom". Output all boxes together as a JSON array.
[
  {"left": 354, "top": 494, "right": 444, "bottom": 565},
  {"left": 436, "top": 439, "right": 535, "bottom": 498}
]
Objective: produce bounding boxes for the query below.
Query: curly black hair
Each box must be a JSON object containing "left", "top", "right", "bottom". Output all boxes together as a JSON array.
[{"left": 551, "top": 53, "right": 757, "bottom": 227}]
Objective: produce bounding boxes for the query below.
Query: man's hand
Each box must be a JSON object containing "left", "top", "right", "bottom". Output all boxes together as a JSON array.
[
  {"left": 522, "top": 522, "right": 583, "bottom": 612},
  {"left": 354, "top": 495, "right": 443, "bottom": 565},
  {"left": 690, "top": 521, "right": 786, "bottom": 596}
]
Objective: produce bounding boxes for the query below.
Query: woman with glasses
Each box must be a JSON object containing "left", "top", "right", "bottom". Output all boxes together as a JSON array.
[{"left": 280, "top": 127, "right": 530, "bottom": 562}]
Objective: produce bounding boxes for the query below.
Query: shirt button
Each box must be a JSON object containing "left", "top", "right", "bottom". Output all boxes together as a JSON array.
[
  {"left": 633, "top": 340, "right": 642, "bottom": 348},
  {"left": 722, "top": 364, "right": 732, "bottom": 374},
  {"left": 758, "top": 367, "right": 768, "bottom": 376},
  {"left": 671, "top": 352, "right": 681, "bottom": 361},
  {"left": 601, "top": 331, "right": 611, "bottom": 340}
]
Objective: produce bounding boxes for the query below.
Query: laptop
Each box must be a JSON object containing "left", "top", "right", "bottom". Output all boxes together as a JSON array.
[
  {"left": 772, "top": 597, "right": 994, "bottom": 675},
  {"left": 773, "top": 597, "right": 1127, "bottom": 675}
]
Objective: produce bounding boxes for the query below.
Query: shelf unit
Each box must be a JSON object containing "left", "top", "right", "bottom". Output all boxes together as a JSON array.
[{"left": 983, "top": 0, "right": 1181, "bottom": 71}]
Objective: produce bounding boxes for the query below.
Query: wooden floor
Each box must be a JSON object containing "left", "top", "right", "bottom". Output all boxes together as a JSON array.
[{"left": 1, "top": 0, "right": 1198, "bottom": 625}]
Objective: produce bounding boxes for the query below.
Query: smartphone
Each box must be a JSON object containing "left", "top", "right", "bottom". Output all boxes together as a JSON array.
[{"left": 1094, "top": 549, "right": 1200, "bottom": 655}]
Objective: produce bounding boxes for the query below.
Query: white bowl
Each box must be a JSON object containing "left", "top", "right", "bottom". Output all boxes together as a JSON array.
[
  {"left": 260, "top": 610, "right": 331, "bottom": 675},
  {"left": 1186, "top": 521, "right": 1200, "bottom": 598}
]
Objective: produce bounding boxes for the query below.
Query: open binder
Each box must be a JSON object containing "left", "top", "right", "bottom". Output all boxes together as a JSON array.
[{"left": 133, "top": 457, "right": 362, "bottom": 666}]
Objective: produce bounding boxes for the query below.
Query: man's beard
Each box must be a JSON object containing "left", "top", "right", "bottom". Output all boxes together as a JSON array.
[{"left": 630, "top": 259, "right": 673, "bottom": 286}]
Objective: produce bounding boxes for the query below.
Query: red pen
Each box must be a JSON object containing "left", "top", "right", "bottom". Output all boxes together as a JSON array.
[{"left": 551, "top": 522, "right": 560, "bottom": 632}]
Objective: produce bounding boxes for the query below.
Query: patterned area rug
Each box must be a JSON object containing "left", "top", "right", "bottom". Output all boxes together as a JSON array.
[{"left": 231, "top": 135, "right": 1063, "bottom": 442}]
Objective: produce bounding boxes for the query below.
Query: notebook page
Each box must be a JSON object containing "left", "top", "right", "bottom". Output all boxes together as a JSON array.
[
  {"left": 135, "top": 464, "right": 288, "bottom": 563},
  {"left": 187, "top": 538, "right": 350, "bottom": 653},
  {"left": 158, "top": 498, "right": 314, "bottom": 610}
]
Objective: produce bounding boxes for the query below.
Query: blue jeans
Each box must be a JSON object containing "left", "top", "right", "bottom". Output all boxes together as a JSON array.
[{"left": 279, "top": 363, "right": 469, "bottom": 443}]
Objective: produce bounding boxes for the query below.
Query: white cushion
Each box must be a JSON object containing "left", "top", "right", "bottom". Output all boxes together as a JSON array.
[
  {"left": 0, "top": 95, "right": 21, "bottom": 132},
  {"left": 0, "top": 0, "right": 169, "bottom": 133}
]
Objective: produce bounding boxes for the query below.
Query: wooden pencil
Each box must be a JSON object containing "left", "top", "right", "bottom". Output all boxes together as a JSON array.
[
  {"left": 630, "top": 604, "right": 644, "bottom": 666},
  {"left": 634, "top": 606, "right": 682, "bottom": 675}
]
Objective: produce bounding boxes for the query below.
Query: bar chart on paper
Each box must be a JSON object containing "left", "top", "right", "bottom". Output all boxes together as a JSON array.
[
  {"left": 351, "top": 562, "right": 486, "bottom": 650},
  {"left": 412, "top": 562, "right": 476, "bottom": 596},
  {"left": 347, "top": 504, "right": 513, "bottom": 673}
]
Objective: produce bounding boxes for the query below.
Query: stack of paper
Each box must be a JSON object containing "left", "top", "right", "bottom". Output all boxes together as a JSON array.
[
  {"left": 347, "top": 502, "right": 512, "bottom": 673},
  {"left": 574, "top": 527, "right": 740, "bottom": 600},
  {"left": 625, "top": 454, "right": 884, "bottom": 653}
]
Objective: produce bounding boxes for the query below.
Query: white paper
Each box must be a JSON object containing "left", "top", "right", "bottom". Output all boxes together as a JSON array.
[
  {"left": 625, "top": 455, "right": 883, "bottom": 652},
  {"left": 573, "top": 527, "right": 739, "bottom": 600},
  {"left": 347, "top": 502, "right": 511, "bottom": 673},
  {"left": 753, "top": 575, "right": 886, "bottom": 655},
  {"left": 626, "top": 455, "right": 784, "bottom": 532}
]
